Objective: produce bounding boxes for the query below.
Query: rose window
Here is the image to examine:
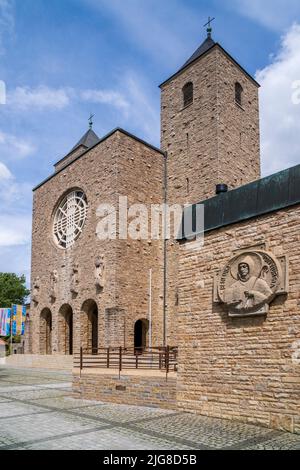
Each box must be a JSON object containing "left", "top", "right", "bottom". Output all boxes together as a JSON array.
[{"left": 53, "top": 190, "right": 87, "bottom": 249}]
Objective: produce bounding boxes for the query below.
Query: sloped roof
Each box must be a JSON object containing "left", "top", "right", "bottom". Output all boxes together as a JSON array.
[
  {"left": 34, "top": 127, "right": 164, "bottom": 191},
  {"left": 179, "top": 36, "right": 215, "bottom": 71},
  {"left": 71, "top": 129, "right": 100, "bottom": 152},
  {"left": 159, "top": 34, "right": 259, "bottom": 88}
]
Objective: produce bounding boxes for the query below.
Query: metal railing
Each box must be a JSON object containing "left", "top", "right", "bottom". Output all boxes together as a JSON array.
[{"left": 74, "top": 346, "right": 178, "bottom": 380}]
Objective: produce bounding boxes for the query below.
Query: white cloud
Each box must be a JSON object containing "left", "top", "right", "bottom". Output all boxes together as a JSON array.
[
  {"left": 228, "top": 0, "right": 300, "bottom": 31},
  {"left": 0, "top": 0, "right": 14, "bottom": 55},
  {"left": 0, "top": 214, "right": 31, "bottom": 247},
  {"left": 0, "top": 161, "right": 12, "bottom": 180},
  {"left": 0, "top": 243, "right": 31, "bottom": 279},
  {"left": 256, "top": 24, "right": 300, "bottom": 175},
  {"left": 81, "top": 89, "right": 129, "bottom": 110},
  {"left": 0, "top": 130, "right": 36, "bottom": 158},
  {"left": 7, "top": 86, "right": 72, "bottom": 110},
  {"left": 121, "top": 73, "right": 160, "bottom": 144},
  {"left": 7, "top": 85, "right": 130, "bottom": 113}
]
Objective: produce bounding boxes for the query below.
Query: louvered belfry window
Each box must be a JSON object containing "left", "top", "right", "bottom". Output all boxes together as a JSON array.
[
  {"left": 183, "top": 82, "right": 193, "bottom": 107},
  {"left": 53, "top": 190, "right": 88, "bottom": 249}
]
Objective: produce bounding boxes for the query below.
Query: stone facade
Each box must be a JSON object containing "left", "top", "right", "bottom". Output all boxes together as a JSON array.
[
  {"left": 73, "top": 370, "right": 177, "bottom": 410},
  {"left": 161, "top": 44, "right": 261, "bottom": 347},
  {"left": 30, "top": 130, "right": 165, "bottom": 355},
  {"left": 29, "top": 31, "right": 300, "bottom": 433},
  {"left": 161, "top": 45, "right": 260, "bottom": 206},
  {"left": 177, "top": 205, "right": 300, "bottom": 433}
]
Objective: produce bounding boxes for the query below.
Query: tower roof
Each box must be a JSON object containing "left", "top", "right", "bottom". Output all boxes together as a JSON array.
[
  {"left": 179, "top": 35, "right": 216, "bottom": 72},
  {"left": 159, "top": 33, "right": 260, "bottom": 89},
  {"left": 71, "top": 128, "right": 100, "bottom": 152}
]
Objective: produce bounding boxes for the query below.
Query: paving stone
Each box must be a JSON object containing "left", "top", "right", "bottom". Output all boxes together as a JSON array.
[{"left": 0, "top": 366, "right": 299, "bottom": 450}]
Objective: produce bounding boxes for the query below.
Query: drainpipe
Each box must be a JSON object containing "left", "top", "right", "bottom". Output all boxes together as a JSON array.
[
  {"left": 163, "top": 151, "right": 168, "bottom": 347},
  {"left": 149, "top": 268, "right": 152, "bottom": 350}
]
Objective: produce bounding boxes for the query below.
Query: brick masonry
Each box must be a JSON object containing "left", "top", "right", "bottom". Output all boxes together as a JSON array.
[
  {"left": 161, "top": 45, "right": 261, "bottom": 347},
  {"left": 177, "top": 205, "right": 300, "bottom": 434},
  {"left": 30, "top": 130, "right": 165, "bottom": 355},
  {"left": 73, "top": 370, "right": 177, "bottom": 410},
  {"left": 161, "top": 45, "right": 260, "bottom": 207},
  {"left": 29, "top": 35, "right": 300, "bottom": 434}
]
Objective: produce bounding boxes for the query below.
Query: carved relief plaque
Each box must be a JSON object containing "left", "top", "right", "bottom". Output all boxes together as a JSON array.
[{"left": 215, "top": 250, "right": 288, "bottom": 318}]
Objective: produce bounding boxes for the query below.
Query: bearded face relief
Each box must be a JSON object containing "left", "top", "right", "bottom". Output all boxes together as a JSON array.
[{"left": 217, "top": 250, "right": 286, "bottom": 318}]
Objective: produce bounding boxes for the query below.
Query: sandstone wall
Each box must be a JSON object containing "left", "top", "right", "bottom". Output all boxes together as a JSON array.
[
  {"left": 30, "top": 130, "right": 166, "bottom": 355},
  {"left": 73, "top": 370, "right": 177, "bottom": 409},
  {"left": 177, "top": 205, "right": 300, "bottom": 433},
  {"left": 161, "top": 45, "right": 260, "bottom": 206}
]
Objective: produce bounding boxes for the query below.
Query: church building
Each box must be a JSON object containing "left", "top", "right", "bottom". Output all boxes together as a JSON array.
[{"left": 27, "top": 26, "right": 300, "bottom": 433}]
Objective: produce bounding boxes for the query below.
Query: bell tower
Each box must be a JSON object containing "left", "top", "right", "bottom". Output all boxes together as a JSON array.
[{"left": 160, "top": 25, "right": 261, "bottom": 205}]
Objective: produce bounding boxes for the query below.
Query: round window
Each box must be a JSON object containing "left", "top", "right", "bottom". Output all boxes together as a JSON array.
[{"left": 53, "top": 190, "right": 87, "bottom": 249}]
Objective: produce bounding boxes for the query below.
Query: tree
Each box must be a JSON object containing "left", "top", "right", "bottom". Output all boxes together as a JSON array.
[{"left": 0, "top": 273, "right": 30, "bottom": 308}]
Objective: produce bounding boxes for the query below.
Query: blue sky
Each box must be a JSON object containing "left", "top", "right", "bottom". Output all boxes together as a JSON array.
[{"left": 0, "top": 0, "right": 300, "bottom": 283}]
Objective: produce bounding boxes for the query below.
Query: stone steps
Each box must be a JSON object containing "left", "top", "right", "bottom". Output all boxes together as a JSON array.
[{"left": 4, "top": 354, "right": 73, "bottom": 371}]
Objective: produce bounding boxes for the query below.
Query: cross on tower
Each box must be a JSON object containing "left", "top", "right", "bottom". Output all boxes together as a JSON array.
[
  {"left": 89, "top": 113, "right": 95, "bottom": 129},
  {"left": 204, "top": 16, "right": 215, "bottom": 38}
]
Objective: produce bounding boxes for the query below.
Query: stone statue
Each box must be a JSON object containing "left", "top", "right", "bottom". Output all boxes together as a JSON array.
[
  {"left": 70, "top": 263, "right": 79, "bottom": 295},
  {"left": 95, "top": 255, "right": 105, "bottom": 289},
  {"left": 49, "top": 270, "right": 58, "bottom": 302},
  {"left": 216, "top": 250, "right": 287, "bottom": 317},
  {"left": 31, "top": 277, "right": 40, "bottom": 305}
]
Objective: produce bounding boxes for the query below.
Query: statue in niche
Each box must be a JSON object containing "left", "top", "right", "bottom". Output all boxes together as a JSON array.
[
  {"left": 31, "top": 277, "right": 40, "bottom": 305},
  {"left": 70, "top": 263, "right": 79, "bottom": 295},
  {"left": 49, "top": 270, "right": 58, "bottom": 302},
  {"left": 95, "top": 255, "right": 105, "bottom": 289},
  {"left": 216, "top": 250, "right": 287, "bottom": 318}
]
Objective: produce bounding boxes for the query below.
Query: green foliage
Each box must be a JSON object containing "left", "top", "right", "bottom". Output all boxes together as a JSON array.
[{"left": 0, "top": 273, "right": 30, "bottom": 308}]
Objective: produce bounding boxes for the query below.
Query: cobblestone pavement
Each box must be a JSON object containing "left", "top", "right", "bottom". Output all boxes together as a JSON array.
[{"left": 0, "top": 367, "right": 299, "bottom": 450}]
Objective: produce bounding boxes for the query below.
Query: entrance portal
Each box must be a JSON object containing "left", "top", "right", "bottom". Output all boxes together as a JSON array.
[{"left": 134, "top": 319, "right": 149, "bottom": 352}]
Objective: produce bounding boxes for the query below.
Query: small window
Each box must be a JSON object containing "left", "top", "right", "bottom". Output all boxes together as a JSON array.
[
  {"left": 183, "top": 82, "right": 193, "bottom": 107},
  {"left": 235, "top": 82, "right": 243, "bottom": 106}
]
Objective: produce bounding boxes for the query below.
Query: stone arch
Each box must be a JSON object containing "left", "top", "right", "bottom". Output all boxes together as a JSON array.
[
  {"left": 134, "top": 318, "right": 149, "bottom": 352},
  {"left": 40, "top": 308, "right": 52, "bottom": 355},
  {"left": 58, "top": 304, "right": 73, "bottom": 355},
  {"left": 81, "top": 300, "right": 98, "bottom": 353}
]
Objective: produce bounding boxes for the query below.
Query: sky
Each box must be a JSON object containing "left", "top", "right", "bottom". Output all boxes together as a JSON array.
[{"left": 0, "top": 0, "right": 300, "bottom": 283}]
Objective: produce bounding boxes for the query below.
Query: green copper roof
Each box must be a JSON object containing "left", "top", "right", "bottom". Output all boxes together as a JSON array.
[{"left": 180, "top": 163, "right": 300, "bottom": 241}]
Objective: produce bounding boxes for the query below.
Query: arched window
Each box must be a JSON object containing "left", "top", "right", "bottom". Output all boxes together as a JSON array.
[
  {"left": 235, "top": 82, "right": 243, "bottom": 106},
  {"left": 183, "top": 82, "right": 193, "bottom": 107}
]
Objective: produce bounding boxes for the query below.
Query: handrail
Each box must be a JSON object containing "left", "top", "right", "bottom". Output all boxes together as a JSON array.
[{"left": 75, "top": 346, "right": 178, "bottom": 381}]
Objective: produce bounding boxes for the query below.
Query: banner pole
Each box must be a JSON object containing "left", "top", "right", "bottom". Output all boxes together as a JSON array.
[{"left": 10, "top": 305, "right": 13, "bottom": 356}]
